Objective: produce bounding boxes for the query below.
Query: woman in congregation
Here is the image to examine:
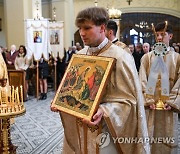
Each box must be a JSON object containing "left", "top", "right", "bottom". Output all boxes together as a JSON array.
[{"left": 14, "top": 45, "right": 32, "bottom": 101}]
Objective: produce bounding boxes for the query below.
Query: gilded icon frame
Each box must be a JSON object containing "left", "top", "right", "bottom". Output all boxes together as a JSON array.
[{"left": 51, "top": 54, "right": 115, "bottom": 121}]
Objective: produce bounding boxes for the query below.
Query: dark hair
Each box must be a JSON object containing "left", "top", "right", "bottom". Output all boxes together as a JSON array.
[
  {"left": 18, "top": 45, "right": 27, "bottom": 57},
  {"left": 155, "top": 22, "right": 173, "bottom": 34},
  {"left": 136, "top": 42, "right": 142, "bottom": 47},
  {"left": 75, "top": 7, "right": 109, "bottom": 27},
  {"left": 129, "top": 44, "right": 135, "bottom": 47},
  {"left": 172, "top": 45, "right": 180, "bottom": 53},
  {"left": 106, "top": 20, "right": 118, "bottom": 36}
]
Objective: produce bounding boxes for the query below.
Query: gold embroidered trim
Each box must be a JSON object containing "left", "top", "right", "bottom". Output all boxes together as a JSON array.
[
  {"left": 96, "top": 122, "right": 102, "bottom": 154},
  {"left": 77, "top": 118, "right": 99, "bottom": 133},
  {"left": 83, "top": 123, "right": 88, "bottom": 154},
  {"left": 87, "top": 124, "right": 99, "bottom": 133},
  {"left": 76, "top": 118, "right": 82, "bottom": 153}
]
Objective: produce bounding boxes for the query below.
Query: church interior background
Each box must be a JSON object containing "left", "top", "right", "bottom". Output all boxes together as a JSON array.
[
  {"left": 0, "top": 0, "right": 179, "bottom": 153},
  {"left": 0, "top": 0, "right": 179, "bottom": 49}
]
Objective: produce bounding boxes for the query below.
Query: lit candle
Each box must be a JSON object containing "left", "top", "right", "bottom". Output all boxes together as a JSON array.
[
  {"left": 9, "top": 86, "right": 11, "bottom": 104},
  {"left": 12, "top": 86, "right": 14, "bottom": 104},
  {"left": 162, "top": 21, "right": 168, "bottom": 40},
  {"left": 165, "top": 21, "right": 168, "bottom": 25},
  {"left": 0, "top": 87, "right": 2, "bottom": 106},
  {"left": 151, "top": 23, "right": 157, "bottom": 42},
  {"left": 20, "top": 85, "right": 23, "bottom": 105},
  {"left": 16, "top": 87, "right": 20, "bottom": 104},
  {"left": 6, "top": 87, "right": 8, "bottom": 103}
]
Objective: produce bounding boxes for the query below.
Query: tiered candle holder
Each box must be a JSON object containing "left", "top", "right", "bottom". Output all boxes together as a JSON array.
[{"left": 0, "top": 79, "right": 26, "bottom": 154}]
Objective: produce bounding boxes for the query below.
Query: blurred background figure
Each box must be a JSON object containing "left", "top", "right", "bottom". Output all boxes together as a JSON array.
[
  {"left": 105, "top": 20, "right": 123, "bottom": 46},
  {"left": 142, "top": 42, "right": 151, "bottom": 54},
  {"left": 0, "top": 46, "right": 7, "bottom": 63},
  {"left": 128, "top": 44, "right": 135, "bottom": 54},
  {"left": 72, "top": 45, "right": 77, "bottom": 54},
  {"left": 65, "top": 46, "right": 76, "bottom": 66},
  {"left": 172, "top": 42, "right": 176, "bottom": 48},
  {"left": 39, "top": 57, "right": 49, "bottom": 100},
  {"left": 75, "top": 42, "right": 82, "bottom": 51},
  {"left": 56, "top": 48, "right": 67, "bottom": 88},
  {"left": 133, "top": 42, "right": 144, "bottom": 72},
  {"left": 6, "top": 44, "right": 19, "bottom": 69},
  {"left": 105, "top": 20, "right": 130, "bottom": 53},
  {"left": 173, "top": 45, "right": 180, "bottom": 54}
]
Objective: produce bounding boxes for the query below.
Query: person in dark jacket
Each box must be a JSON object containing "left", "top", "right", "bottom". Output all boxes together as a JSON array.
[
  {"left": 39, "top": 57, "right": 49, "bottom": 100},
  {"left": 133, "top": 42, "right": 144, "bottom": 72}
]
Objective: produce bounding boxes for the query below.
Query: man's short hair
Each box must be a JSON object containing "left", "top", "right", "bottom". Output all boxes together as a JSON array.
[
  {"left": 75, "top": 7, "right": 109, "bottom": 27},
  {"left": 155, "top": 22, "right": 173, "bottom": 34},
  {"left": 106, "top": 20, "right": 118, "bottom": 36}
]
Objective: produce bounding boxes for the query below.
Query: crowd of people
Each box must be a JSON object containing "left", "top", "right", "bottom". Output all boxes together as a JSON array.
[
  {"left": 0, "top": 6, "right": 179, "bottom": 154},
  {"left": 0, "top": 43, "right": 82, "bottom": 101},
  {"left": 0, "top": 31, "right": 179, "bottom": 100}
]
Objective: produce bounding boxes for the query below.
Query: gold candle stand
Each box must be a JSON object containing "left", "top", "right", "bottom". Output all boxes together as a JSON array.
[
  {"left": 0, "top": 80, "right": 26, "bottom": 154},
  {"left": 0, "top": 112, "right": 25, "bottom": 154}
]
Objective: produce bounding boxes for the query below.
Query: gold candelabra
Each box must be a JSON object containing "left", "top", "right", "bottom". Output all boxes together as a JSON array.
[
  {"left": 0, "top": 79, "right": 26, "bottom": 154},
  {"left": 0, "top": 85, "right": 25, "bottom": 116}
]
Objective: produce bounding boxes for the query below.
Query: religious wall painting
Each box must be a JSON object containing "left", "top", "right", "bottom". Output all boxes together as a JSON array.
[
  {"left": 33, "top": 31, "right": 42, "bottom": 43},
  {"left": 51, "top": 54, "right": 115, "bottom": 120},
  {"left": 50, "top": 30, "right": 60, "bottom": 45}
]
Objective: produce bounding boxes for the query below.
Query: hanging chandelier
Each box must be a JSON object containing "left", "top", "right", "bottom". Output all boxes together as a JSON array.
[
  {"left": 94, "top": 0, "right": 121, "bottom": 19},
  {"left": 108, "top": 7, "right": 122, "bottom": 19}
]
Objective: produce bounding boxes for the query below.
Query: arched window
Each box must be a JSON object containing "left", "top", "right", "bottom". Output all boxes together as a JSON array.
[{"left": 120, "top": 13, "right": 180, "bottom": 46}]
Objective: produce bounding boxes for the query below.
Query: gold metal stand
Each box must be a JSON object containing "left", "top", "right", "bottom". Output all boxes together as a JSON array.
[
  {"left": 0, "top": 79, "right": 26, "bottom": 154},
  {"left": 0, "top": 111, "right": 25, "bottom": 154},
  {"left": 1, "top": 118, "right": 15, "bottom": 154}
]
